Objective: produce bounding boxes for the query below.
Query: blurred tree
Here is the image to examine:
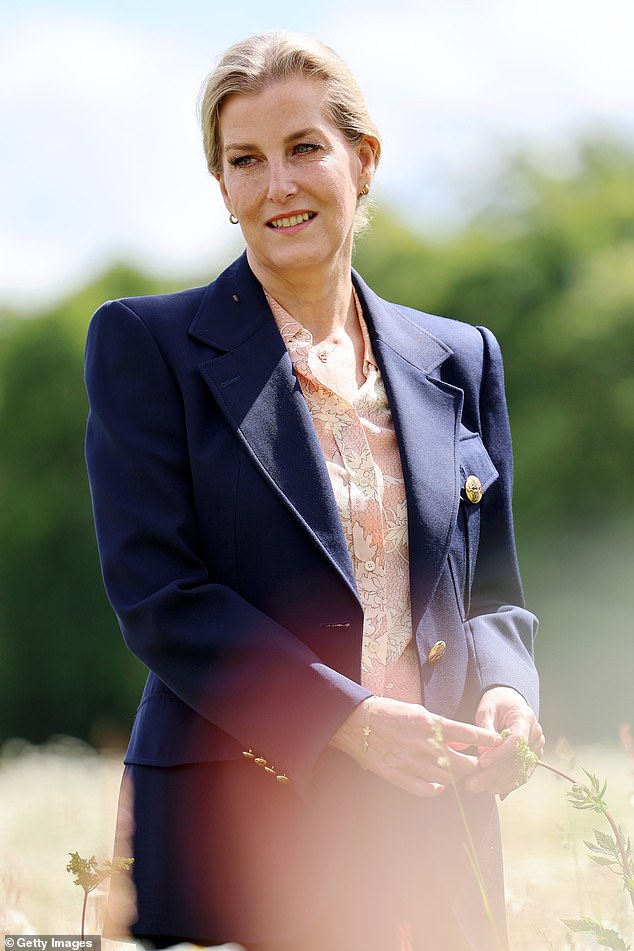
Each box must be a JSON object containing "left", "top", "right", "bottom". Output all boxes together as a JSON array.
[
  {"left": 355, "top": 138, "right": 634, "bottom": 529},
  {"left": 0, "top": 266, "right": 186, "bottom": 746}
]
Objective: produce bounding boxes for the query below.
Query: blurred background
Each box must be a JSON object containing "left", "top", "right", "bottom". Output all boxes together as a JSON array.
[{"left": 1, "top": 0, "right": 633, "bottom": 756}]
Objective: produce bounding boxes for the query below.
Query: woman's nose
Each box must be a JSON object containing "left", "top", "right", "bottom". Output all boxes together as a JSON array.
[{"left": 266, "top": 160, "right": 298, "bottom": 203}]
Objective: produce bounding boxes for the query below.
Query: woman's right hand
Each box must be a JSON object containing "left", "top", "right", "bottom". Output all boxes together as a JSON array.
[{"left": 329, "top": 696, "right": 503, "bottom": 798}]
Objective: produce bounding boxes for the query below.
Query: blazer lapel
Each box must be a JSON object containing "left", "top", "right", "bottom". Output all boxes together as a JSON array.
[
  {"left": 189, "top": 255, "right": 358, "bottom": 597},
  {"left": 352, "top": 273, "right": 463, "bottom": 628}
]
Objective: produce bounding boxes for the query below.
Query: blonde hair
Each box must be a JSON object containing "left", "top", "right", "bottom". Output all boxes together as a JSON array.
[{"left": 198, "top": 30, "right": 381, "bottom": 233}]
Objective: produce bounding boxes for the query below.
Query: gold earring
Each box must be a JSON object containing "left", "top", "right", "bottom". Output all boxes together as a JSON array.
[
  {"left": 358, "top": 184, "right": 370, "bottom": 198},
  {"left": 229, "top": 213, "right": 239, "bottom": 224}
]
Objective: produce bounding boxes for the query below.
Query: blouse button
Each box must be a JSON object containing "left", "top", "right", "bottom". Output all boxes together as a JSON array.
[{"left": 364, "top": 559, "right": 376, "bottom": 571}]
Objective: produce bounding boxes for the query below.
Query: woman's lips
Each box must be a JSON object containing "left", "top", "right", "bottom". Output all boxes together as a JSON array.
[{"left": 266, "top": 211, "right": 317, "bottom": 230}]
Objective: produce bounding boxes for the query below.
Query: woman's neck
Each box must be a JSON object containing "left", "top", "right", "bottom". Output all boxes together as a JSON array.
[{"left": 247, "top": 250, "right": 355, "bottom": 344}]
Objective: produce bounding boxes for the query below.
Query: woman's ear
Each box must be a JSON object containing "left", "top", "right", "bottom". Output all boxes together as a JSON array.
[
  {"left": 214, "top": 172, "right": 234, "bottom": 216},
  {"left": 357, "top": 135, "right": 379, "bottom": 187}
]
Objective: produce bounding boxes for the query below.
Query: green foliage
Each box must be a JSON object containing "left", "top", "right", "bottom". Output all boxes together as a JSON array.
[
  {"left": 568, "top": 769, "right": 610, "bottom": 813},
  {"left": 66, "top": 851, "right": 133, "bottom": 938},
  {"left": 540, "top": 753, "right": 633, "bottom": 944},
  {"left": 0, "top": 271, "right": 157, "bottom": 744},
  {"left": 355, "top": 137, "right": 634, "bottom": 527},
  {"left": 584, "top": 828, "right": 630, "bottom": 872},
  {"left": 66, "top": 851, "right": 133, "bottom": 893},
  {"left": 514, "top": 736, "right": 539, "bottom": 785},
  {"left": 561, "top": 918, "right": 630, "bottom": 950}
]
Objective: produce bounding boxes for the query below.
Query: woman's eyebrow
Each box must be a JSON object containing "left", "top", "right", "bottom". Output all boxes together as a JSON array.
[
  {"left": 284, "top": 127, "right": 322, "bottom": 143},
  {"left": 224, "top": 127, "right": 323, "bottom": 153},
  {"left": 224, "top": 141, "right": 257, "bottom": 153}
]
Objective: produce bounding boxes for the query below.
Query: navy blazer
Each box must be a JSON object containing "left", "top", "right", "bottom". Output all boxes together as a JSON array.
[{"left": 85, "top": 252, "right": 538, "bottom": 796}]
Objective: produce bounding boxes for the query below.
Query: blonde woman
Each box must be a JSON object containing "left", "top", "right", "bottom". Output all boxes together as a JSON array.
[{"left": 86, "top": 30, "right": 543, "bottom": 951}]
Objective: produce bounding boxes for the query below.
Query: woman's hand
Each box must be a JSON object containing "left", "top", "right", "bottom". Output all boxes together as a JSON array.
[
  {"left": 464, "top": 686, "right": 544, "bottom": 797},
  {"left": 330, "top": 696, "right": 503, "bottom": 798}
]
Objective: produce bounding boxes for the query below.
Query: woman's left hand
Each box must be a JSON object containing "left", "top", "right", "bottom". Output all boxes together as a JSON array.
[{"left": 463, "top": 686, "right": 544, "bottom": 796}]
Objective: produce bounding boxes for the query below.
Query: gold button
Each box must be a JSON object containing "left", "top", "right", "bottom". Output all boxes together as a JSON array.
[
  {"left": 242, "top": 749, "right": 255, "bottom": 759},
  {"left": 276, "top": 774, "right": 290, "bottom": 784},
  {"left": 465, "top": 475, "right": 483, "bottom": 504},
  {"left": 254, "top": 756, "right": 267, "bottom": 766},
  {"left": 364, "top": 559, "right": 376, "bottom": 571},
  {"left": 264, "top": 765, "right": 276, "bottom": 775},
  {"left": 428, "top": 640, "right": 447, "bottom": 665}
]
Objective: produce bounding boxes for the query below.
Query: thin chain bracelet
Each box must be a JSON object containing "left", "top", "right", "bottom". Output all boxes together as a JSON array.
[{"left": 360, "top": 696, "right": 375, "bottom": 770}]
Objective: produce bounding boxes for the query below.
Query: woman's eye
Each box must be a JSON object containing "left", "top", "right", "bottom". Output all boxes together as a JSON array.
[
  {"left": 228, "top": 155, "right": 256, "bottom": 168},
  {"left": 294, "top": 142, "right": 321, "bottom": 156}
]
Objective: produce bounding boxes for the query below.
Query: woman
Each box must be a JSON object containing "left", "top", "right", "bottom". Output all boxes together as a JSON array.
[{"left": 85, "top": 30, "right": 543, "bottom": 951}]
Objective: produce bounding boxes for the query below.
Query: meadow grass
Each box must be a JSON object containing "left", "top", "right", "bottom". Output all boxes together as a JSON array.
[{"left": 1, "top": 738, "right": 632, "bottom": 949}]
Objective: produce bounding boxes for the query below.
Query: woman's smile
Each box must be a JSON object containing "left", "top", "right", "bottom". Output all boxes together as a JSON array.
[{"left": 266, "top": 210, "right": 318, "bottom": 231}]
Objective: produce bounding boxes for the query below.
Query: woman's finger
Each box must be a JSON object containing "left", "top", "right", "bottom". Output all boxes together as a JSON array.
[{"left": 435, "top": 715, "right": 504, "bottom": 750}]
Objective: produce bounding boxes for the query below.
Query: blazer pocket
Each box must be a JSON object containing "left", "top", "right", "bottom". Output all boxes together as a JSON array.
[{"left": 448, "top": 428, "right": 499, "bottom": 620}]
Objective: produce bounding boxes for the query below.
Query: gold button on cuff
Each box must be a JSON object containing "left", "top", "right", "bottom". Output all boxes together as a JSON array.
[
  {"left": 254, "top": 756, "right": 267, "bottom": 766},
  {"left": 276, "top": 774, "right": 290, "bottom": 784},
  {"left": 428, "top": 640, "right": 447, "bottom": 665},
  {"left": 264, "top": 765, "right": 276, "bottom": 775},
  {"left": 242, "top": 749, "right": 255, "bottom": 759},
  {"left": 465, "top": 475, "right": 483, "bottom": 504}
]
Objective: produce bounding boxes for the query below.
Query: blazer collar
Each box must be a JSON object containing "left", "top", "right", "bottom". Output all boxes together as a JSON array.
[
  {"left": 351, "top": 270, "right": 453, "bottom": 375},
  {"left": 189, "top": 253, "right": 461, "bottom": 625},
  {"left": 188, "top": 252, "right": 453, "bottom": 374},
  {"left": 188, "top": 252, "right": 277, "bottom": 351}
]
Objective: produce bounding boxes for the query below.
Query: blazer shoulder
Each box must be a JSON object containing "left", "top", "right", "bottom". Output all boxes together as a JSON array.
[
  {"left": 93, "top": 283, "right": 209, "bottom": 334},
  {"left": 394, "top": 302, "right": 488, "bottom": 355},
  {"left": 383, "top": 301, "right": 507, "bottom": 412},
  {"left": 89, "top": 255, "right": 250, "bottom": 342}
]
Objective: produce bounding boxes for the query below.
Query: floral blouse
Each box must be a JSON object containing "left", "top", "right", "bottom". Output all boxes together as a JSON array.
[{"left": 267, "top": 290, "right": 422, "bottom": 704}]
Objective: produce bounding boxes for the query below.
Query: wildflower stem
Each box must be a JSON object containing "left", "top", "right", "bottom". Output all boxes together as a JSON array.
[
  {"left": 81, "top": 891, "right": 87, "bottom": 941},
  {"left": 536, "top": 761, "right": 579, "bottom": 786},
  {"left": 537, "top": 760, "right": 634, "bottom": 910}
]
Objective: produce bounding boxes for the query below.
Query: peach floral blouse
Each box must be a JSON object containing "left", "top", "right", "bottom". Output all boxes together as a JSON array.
[{"left": 267, "top": 290, "right": 422, "bottom": 704}]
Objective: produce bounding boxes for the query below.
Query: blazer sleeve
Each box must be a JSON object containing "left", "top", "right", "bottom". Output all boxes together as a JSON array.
[
  {"left": 84, "top": 300, "right": 369, "bottom": 792},
  {"left": 467, "top": 325, "right": 540, "bottom": 714}
]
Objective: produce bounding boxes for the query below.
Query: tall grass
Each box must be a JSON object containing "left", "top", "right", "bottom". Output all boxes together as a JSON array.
[{"left": 1, "top": 738, "right": 631, "bottom": 948}]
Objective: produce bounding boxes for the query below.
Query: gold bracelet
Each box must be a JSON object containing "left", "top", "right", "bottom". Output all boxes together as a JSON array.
[{"left": 360, "top": 696, "right": 375, "bottom": 770}]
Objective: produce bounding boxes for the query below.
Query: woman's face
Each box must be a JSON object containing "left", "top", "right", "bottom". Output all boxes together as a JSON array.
[{"left": 216, "top": 78, "right": 376, "bottom": 285}]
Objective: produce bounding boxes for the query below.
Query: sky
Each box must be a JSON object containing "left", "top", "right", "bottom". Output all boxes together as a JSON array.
[{"left": 1, "top": 0, "right": 633, "bottom": 308}]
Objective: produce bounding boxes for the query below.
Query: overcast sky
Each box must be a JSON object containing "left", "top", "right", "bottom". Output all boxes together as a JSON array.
[{"left": 1, "top": 0, "right": 632, "bottom": 307}]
